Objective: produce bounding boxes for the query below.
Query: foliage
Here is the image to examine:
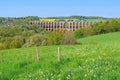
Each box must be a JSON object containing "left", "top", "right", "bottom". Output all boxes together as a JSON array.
[
  {"left": 0, "top": 43, "right": 5, "bottom": 50},
  {"left": 47, "top": 29, "right": 64, "bottom": 45},
  {"left": 61, "top": 31, "right": 76, "bottom": 45},
  {"left": 64, "top": 22, "right": 69, "bottom": 28},
  {"left": 47, "top": 30, "right": 76, "bottom": 45},
  {"left": 0, "top": 17, "right": 120, "bottom": 50},
  {"left": 0, "top": 18, "right": 2, "bottom": 24},
  {"left": 10, "top": 40, "right": 22, "bottom": 48},
  {"left": 82, "top": 27, "right": 96, "bottom": 37},
  {"left": 74, "top": 28, "right": 83, "bottom": 38},
  {"left": 74, "top": 19, "right": 120, "bottom": 38},
  {"left": 95, "top": 19, "right": 120, "bottom": 33},
  {"left": 24, "top": 34, "right": 47, "bottom": 47}
]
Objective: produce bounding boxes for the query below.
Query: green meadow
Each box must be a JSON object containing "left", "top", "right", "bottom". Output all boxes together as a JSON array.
[{"left": 0, "top": 32, "right": 120, "bottom": 80}]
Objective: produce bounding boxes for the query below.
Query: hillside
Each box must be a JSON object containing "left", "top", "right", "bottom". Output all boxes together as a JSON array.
[
  {"left": 39, "top": 16, "right": 107, "bottom": 22},
  {"left": 77, "top": 32, "right": 120, "bottom": 44},
  {"left": 0, "top": 32, "right": 120, "bottom": 80}
]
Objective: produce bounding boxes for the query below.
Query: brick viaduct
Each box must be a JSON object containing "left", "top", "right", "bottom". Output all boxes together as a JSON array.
[{"left": 30, "top": 20, "right": 95, "bottom": 31}]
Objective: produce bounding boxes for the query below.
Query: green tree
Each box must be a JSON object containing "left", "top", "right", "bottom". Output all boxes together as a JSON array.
[
  {"left": 74, "top": 29, "right": 83, "bottom": 38},
  {"left": 64, "top": 22, "right": 69, "bottom": 28},
  {"left": 0, "top": 18, "right": 2, "bottom": 24},
  {"left": 61, "top": 31, "right": 76, "bottom": 45},
  {"left": 48, "top": 29, "right": 64, "bottom": 45},
  {"left": 24, "top": 34, "right": 47, "bottom": 47}
]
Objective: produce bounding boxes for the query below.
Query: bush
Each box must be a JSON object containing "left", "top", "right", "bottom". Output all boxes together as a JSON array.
[
  {"left": 0, "top": 36, "right": 24, "bottom": 49},
  {"left": 82, "top": 27, "right": 96, "bottom": 37},
  {"left": 47, "top": 29, "right": 64, "bottom": 45},
  {"left": 24, "top": 34, "right": 47, "bottom": 47},
  {"left": 0, "top": 43, "right": 5, "bottom": 50},
  {"left": 61, "top": 31, "right": 76, "bottom": 45},
  {"left": 10, "top": 40, "right": 22, "bottom": 48},
  {"left": 74, "top": 29, "right": 83, "bottom": 38},
  {"left": 4, "top": 37, "right": 13, "bottom": 49},
  {"left": 92, "top": 19, "right": 120, "bottom": 35},
  {"left": 48, "top": 30, "right": 76, "bottom": 45}
]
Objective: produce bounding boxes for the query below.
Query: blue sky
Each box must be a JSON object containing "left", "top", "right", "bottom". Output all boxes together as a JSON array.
[{"left": 0, "top": 0, "right": 120, "bottom": 18}]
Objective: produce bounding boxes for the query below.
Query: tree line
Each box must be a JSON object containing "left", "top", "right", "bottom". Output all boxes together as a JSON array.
[{"left": 74, "top": 19, "right": 120, "bottom": 38}]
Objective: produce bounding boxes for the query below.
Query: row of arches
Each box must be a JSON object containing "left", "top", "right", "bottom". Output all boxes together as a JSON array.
[{"left": 30, "top": 21, "right": 95, "bottom": 31}]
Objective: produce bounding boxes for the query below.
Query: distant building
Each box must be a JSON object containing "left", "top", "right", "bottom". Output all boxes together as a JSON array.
[{"left": 30, "top": 20, "right": 95, "bottom": 31}]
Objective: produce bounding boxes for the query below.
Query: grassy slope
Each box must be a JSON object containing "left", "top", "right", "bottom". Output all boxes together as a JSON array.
[
  {"left": 0, "top": 32, "right": 120, "bottom": 80},
  {"left": 77, "top": 32, "right": 120, "bottom": 44}
]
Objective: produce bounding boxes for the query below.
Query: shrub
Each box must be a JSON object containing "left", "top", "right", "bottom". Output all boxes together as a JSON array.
[
  {"left": 74, "top": 29, "right": 83, "bottom": 38},
  {"left": 47, "top": 29, "right": 64, "bottom": 45},
  {"left": 61, "top": 31, "right": 76, "bottom": 45},
  {"left": 48, "top": 30, "right": 76, "bottom": 45},
  {"left": 10, "top": 40, "right": 22, "bottom": 48},
  {"left": 24, "top": 34, "right": 47, "bottom": 47},
  {"left": 0, "top": 43, "right": 5, "bottom": 50},
  {"left": 4, "top": 37, "right": 13, "bottom": 49},
  {"left": 81, "top": 27, "right": 95, "bottom": 37}
]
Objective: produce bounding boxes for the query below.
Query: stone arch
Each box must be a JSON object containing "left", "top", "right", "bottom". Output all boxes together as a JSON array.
[{"left": 64, "top": 22, "right": 69, "bottom": 28}]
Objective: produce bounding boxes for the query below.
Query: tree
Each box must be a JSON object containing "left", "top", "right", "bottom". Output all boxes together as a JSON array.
[
  {"left": 0, "top": 18, "right": 2, "bottom": 24},
  {"left": 24, "top": 34, "right": 47, "bottom": 47},
  {"left": 47, "top": 29, "right": 64, "bottom": 45},
  {"left": 74, "top": 29, "right": 83, "bottom": 38},
  {"left": 64, "top": 22, "right": 69, "bottom": 28},
  {"left": 61, "top": 31, "right": 76, "bottom": 45}
]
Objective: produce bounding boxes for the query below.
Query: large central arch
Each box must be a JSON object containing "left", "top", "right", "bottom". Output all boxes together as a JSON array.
[{"left": 64, "top": 22, "right": 69, "bottom": 28}]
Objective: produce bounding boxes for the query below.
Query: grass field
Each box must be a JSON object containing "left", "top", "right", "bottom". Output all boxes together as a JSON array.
[{"left": 0, "top": 32, "right": 120, "bottom": 80}]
